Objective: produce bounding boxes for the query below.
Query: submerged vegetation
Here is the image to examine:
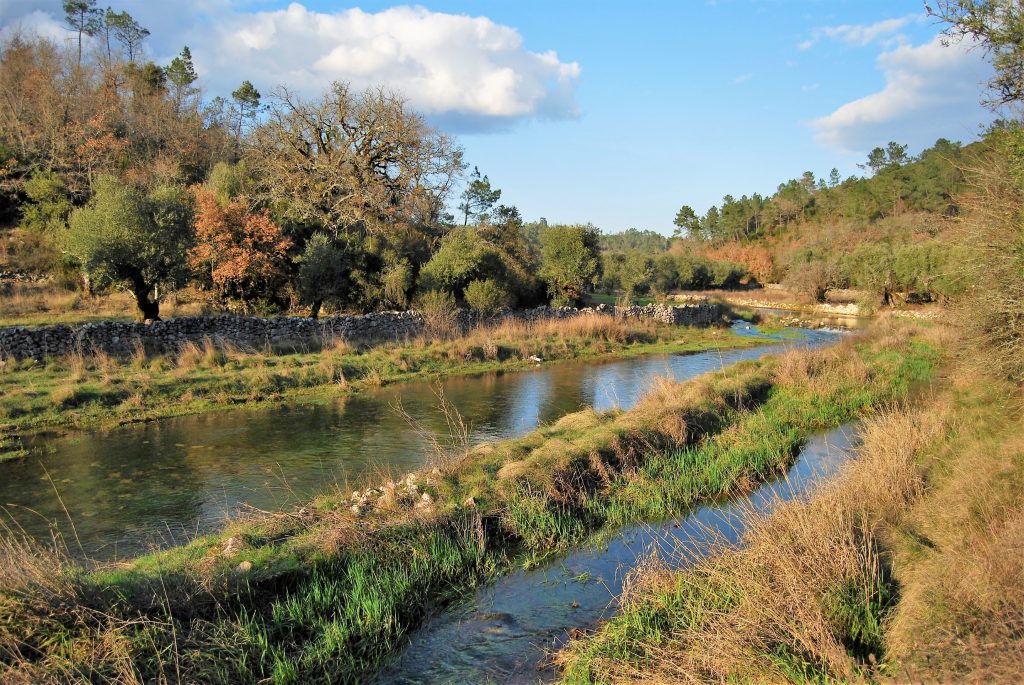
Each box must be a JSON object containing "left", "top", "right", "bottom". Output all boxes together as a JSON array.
[{"left": 0, "top": 320, "right": 938, "bottom": 683}]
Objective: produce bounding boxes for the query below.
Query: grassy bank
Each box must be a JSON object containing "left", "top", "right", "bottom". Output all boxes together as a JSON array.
[
  {"left": 0, "top": 320, "right": 938, "bottom": 683},
  {"left": 0, "top": 316, "right": 752, "bottom": 457},
  {"left": 556, "top": 323, "right": 1022, "bottom": 684}
]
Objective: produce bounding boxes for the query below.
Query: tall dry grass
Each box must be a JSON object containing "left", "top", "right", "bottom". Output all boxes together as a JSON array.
[
  {"left": 884, "top": 374, "right": 1024, "bottom": 682},
  {"left": 956, "top": 129, "right": 1024, "bottom": 382},
  {"left": 558, "top": 399, "right": 950, "bottom": 683}
]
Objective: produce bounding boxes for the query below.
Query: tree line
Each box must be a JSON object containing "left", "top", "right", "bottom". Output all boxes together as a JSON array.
[
  {"left": 667, "top": 137, "right": 979, "bottom": 304},
  {"left": 0, "top": 7, "right": 609, "bottom": 319}
]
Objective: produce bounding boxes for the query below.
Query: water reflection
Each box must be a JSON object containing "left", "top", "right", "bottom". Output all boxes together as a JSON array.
[{"left": 0, "top": 325, "right": 841, "bottom": 560}]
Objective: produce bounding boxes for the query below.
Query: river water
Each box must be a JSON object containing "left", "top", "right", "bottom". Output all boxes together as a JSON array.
[
  {"left": 0, "top": 323, "right": 841, "bottom": 560},
  {"left": 378, "top": 423, "right": 860, "bottom": 684}
]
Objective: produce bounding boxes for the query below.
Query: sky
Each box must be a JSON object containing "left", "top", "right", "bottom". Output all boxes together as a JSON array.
[{"left": 0, "top": 0, "right": 998, "bottom": 234}]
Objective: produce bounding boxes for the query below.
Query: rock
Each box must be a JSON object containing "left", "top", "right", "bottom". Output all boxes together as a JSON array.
[
  {"left": 236, "top": 560, "right": 253, "bottom": 573},
  {"left": 221, "top": 536, "right": 241, "bottom": 556},
  {"left": 0, "top": 303, "right": 724, "bottom": 361}
]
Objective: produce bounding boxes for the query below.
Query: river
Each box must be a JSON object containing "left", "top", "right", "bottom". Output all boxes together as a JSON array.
[{"left": 0, "top": 323, "right": 841, "bottom": 560}]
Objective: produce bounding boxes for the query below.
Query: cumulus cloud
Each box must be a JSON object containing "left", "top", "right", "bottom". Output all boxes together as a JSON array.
[
  {"left": 812, "top": 34, "right": 994, "bottom": 155},
  {"left": 1, "top": 2, "right": 582, "bottom": 132},
  {"left": 800, "top": 16, "right": 911, "bottom": 50}
]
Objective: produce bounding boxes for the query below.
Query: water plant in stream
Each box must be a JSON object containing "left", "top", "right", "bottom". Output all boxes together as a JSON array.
[{"left": 0, "top": 320, "right": 939, "bottom": 684}]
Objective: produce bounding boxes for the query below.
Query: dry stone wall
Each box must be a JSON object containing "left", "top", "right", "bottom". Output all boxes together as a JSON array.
[{"left": 0, "top": 302, "right": 722, "bottom": 361}]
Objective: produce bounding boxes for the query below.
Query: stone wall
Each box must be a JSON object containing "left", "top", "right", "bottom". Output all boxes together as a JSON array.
[{"left": 0, "top": 302, "right": 722, "bottom": 361}]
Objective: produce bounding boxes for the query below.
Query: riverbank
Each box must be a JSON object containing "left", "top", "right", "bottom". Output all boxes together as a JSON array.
[
  {"left": 0, "top": 319, "right": 939, "bottom": 683},
  {"left": 0, "top": 316, "right": 754, "bottom": 460},
  {"left": 555, "top": 323, "right": 1022, "bottom": 683}
]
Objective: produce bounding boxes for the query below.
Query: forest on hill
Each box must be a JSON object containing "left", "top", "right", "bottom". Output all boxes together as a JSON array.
[
  {"left": 0, "top": 4, "right": 617, "bottom": 321},
  {"left": 1, "top": 2, "right": 987, "bottom": 327},
  {"left": 596, "top": 137, "right": 977, "bottom": 307}
]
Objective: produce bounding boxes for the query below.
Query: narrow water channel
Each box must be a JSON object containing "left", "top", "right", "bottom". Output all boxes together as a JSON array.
[
  {"left": 377, "top": 423, "right": 860, "bottom": 684},
  {"left": 0, "top": 324, "right": 841, "bottom": 560}
]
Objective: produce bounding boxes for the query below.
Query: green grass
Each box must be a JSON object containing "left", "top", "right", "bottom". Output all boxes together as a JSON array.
[
  {"left": 0, "top": 320, "right": 759, "bottom": 447},
  {"left": 0, "top": 323, "right": 939, "bottom": 684}
]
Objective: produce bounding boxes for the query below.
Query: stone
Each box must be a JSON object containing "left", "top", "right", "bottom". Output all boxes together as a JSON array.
[
  {"left": 0, "top": 303, "right": 723, "bottom": 361},
  {"left": 236, "top": 560, "right": 253, "bottom": 573}
]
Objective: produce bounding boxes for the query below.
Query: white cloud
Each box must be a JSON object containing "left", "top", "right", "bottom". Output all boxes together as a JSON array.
[
  {"left": 800, "top": 16, "right": 911, "bottom": 50},
  {"left": 732, "top": 72, "right": 752, "bottom": 85},
  {"left": 1, "top": 2, "right": 582, "bottom": 132},
  {"left": 203, "top": 4, "right": 582, "bottom": 130},
  {"left": 812, "top": 34, "right": 994, "bottom": 155}
]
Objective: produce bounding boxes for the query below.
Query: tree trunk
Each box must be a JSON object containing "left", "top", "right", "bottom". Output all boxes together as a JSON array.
[
  {"left": 129, "top": 274, "right": 161, "bottom": 321},
  {"left": 310, "top": 299, "right": 323, "bottom": 319}
]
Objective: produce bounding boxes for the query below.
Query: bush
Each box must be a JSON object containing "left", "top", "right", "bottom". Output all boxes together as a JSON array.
[
  {"left": 414, "top": 289, "right": 458, "bottom": 338},
  {"left": 463, "top": 278, "right": 512, "bottom": 317},
  {"left": 708, "top": 260, "right": 747, "bottom": 288}
]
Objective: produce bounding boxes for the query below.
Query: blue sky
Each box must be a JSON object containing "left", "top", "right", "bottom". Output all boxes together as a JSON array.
[{"left": 1, "top": 0, "right": 995, "bottom": 233}]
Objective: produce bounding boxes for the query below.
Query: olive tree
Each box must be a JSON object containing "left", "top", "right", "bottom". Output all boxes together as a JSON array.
[
  {"left": 538, "top": 224, "right": 602, "bottom": 306},
  {"left": 62, "top": 177, "right": 192, "bottom": 320}
]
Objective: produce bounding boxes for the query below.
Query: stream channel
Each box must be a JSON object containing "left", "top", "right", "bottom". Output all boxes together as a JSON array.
[{"left": 1, "top": 322, "right": 842, "bottom": 563}]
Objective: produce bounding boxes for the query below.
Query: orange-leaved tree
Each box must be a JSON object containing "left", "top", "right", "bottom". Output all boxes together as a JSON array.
[{"left": 189, "top": 186, "right": 292, "bottom": 305}]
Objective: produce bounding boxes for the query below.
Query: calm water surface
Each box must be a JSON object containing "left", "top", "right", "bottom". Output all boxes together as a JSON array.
[
  {"left": 378, "top": 423, "right": 860, "bottom": 684},
  {"left": 0, "top": 324, "right": 841, "bottom": 559}
]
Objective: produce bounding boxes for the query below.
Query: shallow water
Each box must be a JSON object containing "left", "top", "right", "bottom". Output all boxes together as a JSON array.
[
  {"left": 377, "top": 423, "right": 860, "bottom": 684},
  {"left": 0, "top": 324, "right": 841, "bottom": 560}
]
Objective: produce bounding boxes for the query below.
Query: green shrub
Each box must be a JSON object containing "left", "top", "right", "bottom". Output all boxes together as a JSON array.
[{"left": 463, "top": 279, "right": 512, "bottom": 316}]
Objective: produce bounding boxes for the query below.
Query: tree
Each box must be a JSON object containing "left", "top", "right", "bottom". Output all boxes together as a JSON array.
[
  {"left": 189, "top": 186, "right": 292, "bottom": 305},
  {"left": 463, "top": 278, "right": 512, "bottom": 316},
  {"left": 928, "top": 0, "right": 1024, "bottom": 106},
  {"left": 619, "top": 251, "right": 653, "bottom": 296},
  {"left": 165, "top": 46, "right": 198, "bottom": 112},
  {"left": 247, "top": 82, "right": 463, "bottom": 237},
  {"left": 458, "top": 166, "right": 501, "bottom": 225},
  {"left": 673, "top": 205, "right": 700, "bottom": 237},
  {"left": 21, "top": 170, "right": 73, "bottom": 234},
  {"left": 886, "top": 141, "right": 910, "bottom": 166},
  {"left": 538, "top": 224, "right": 601, "bottom": 306},
  {"left": 106, "top": 10, "right": 149, "bottom": 62},
  {"left": 863, "top": 147, "right": 888, "bottom": 175},
  {"left": 418, "top": 227, "right": 507, "bottom": 296},
  {"left": 231, "top": 80, "right": 261, "bottom": 144},
  {"left": 62, "top": 177, "right": 192, "bottom": 320},
  {"left": 63, "top": 0, "right": 101, "bottom": 66},
  {"left": 296, "top": 232, "right": 364, "bottom": 318}
]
